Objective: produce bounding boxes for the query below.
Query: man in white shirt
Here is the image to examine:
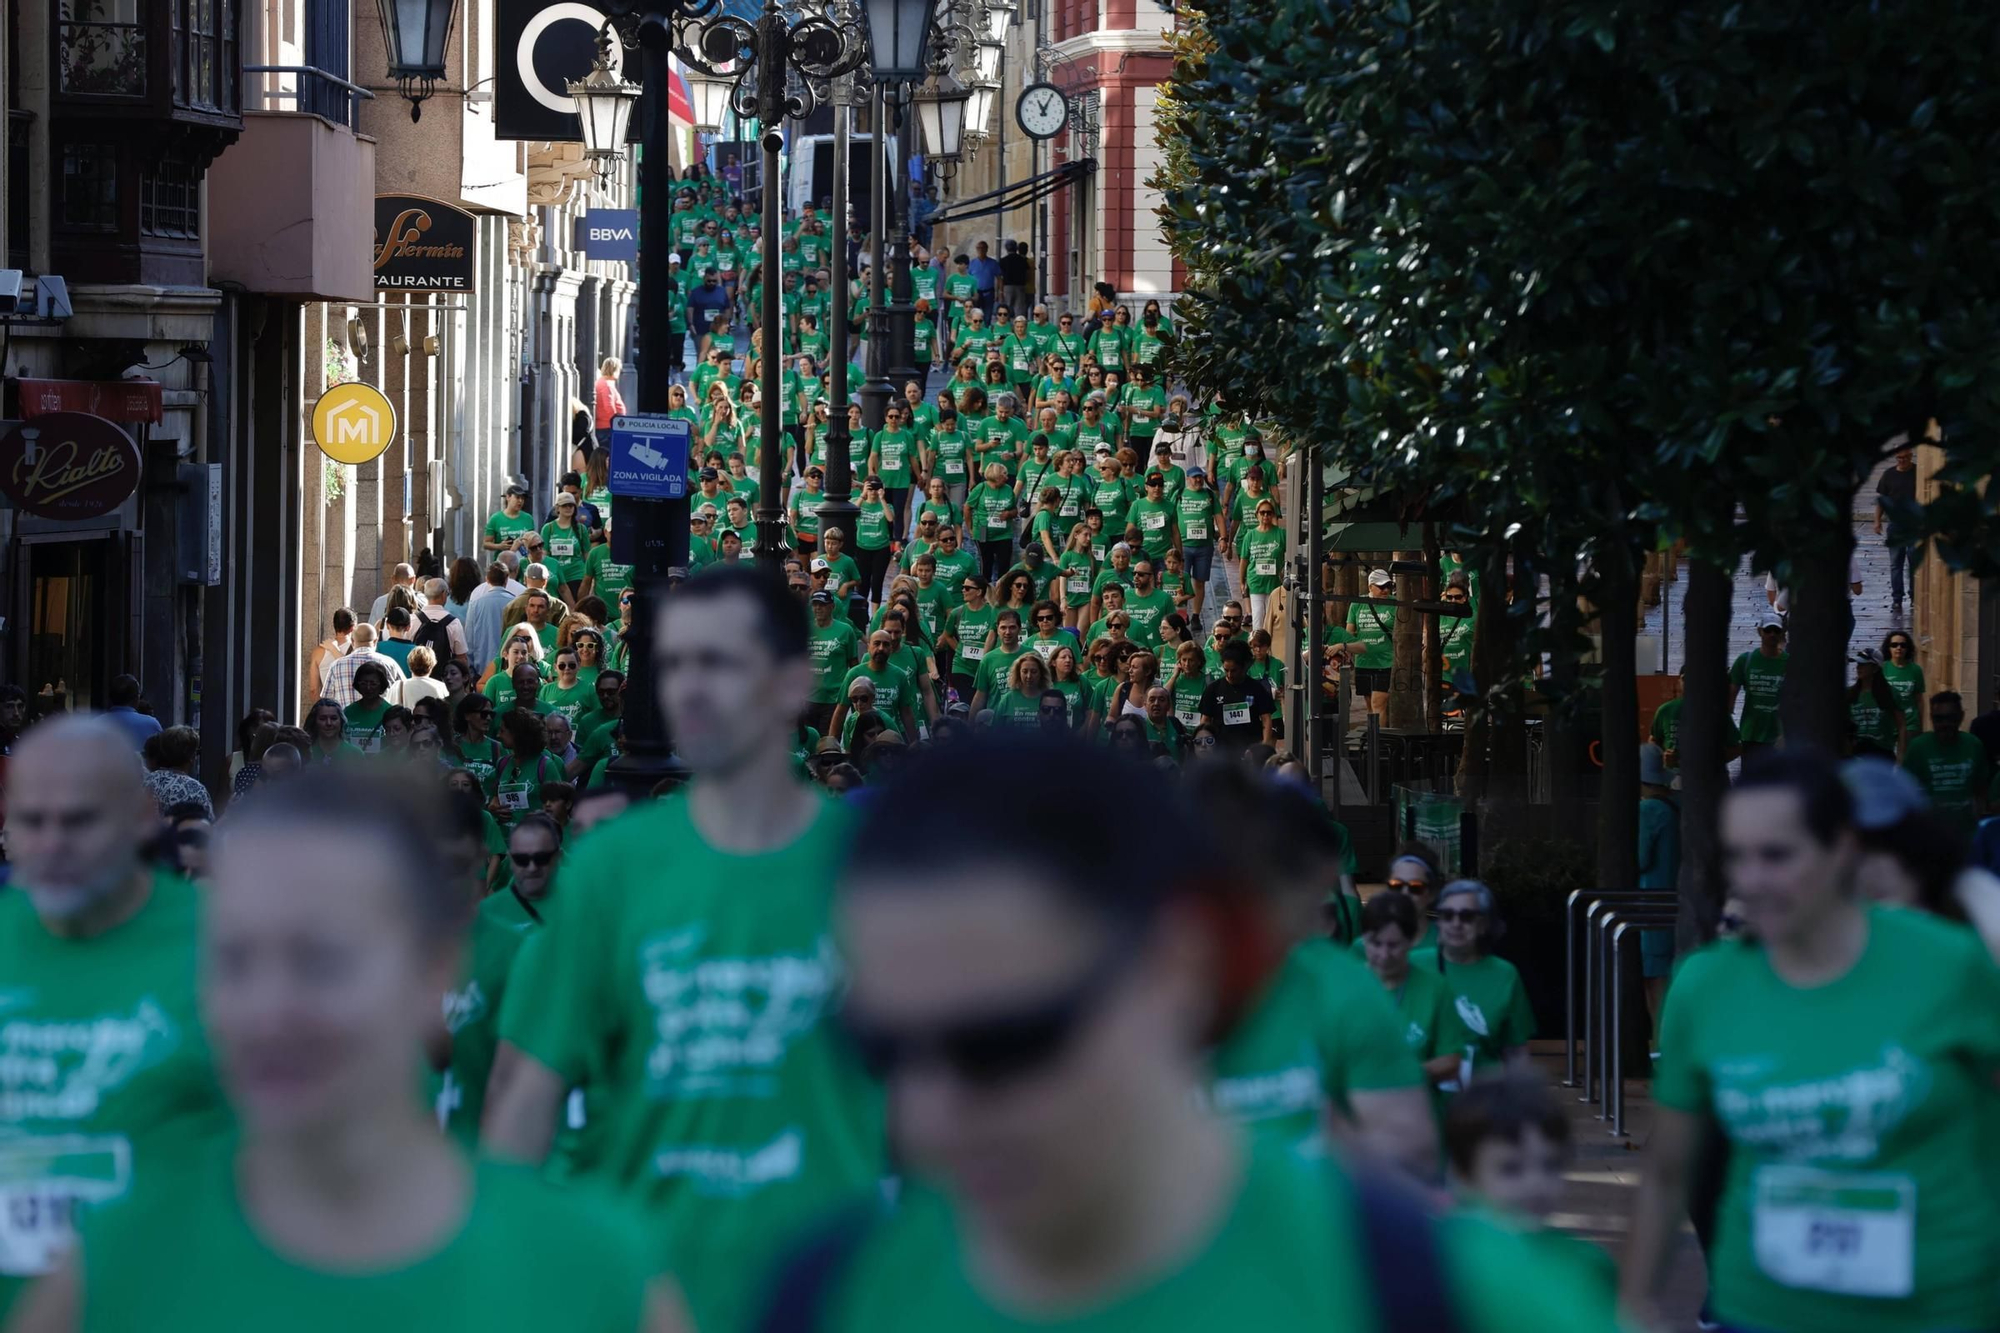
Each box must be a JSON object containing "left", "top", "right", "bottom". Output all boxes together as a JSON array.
[{"left": 413, "top": 576, "right": 472, "bottom": 676}]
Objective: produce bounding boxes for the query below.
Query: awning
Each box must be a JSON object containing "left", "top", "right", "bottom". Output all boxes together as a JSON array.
[{"left": 16, "top": 378, "right": 164, "bottom": 426}]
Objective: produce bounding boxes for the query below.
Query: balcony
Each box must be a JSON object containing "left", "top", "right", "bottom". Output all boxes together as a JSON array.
[
  {"left": 205, "top": 69, "right": 378, "bottom": 301},
  {"left": 56, "top": 17, "right": 147, "bottom": 97},
  {"left": 53, "top": 0, "right": 241, "bottom": 131}
]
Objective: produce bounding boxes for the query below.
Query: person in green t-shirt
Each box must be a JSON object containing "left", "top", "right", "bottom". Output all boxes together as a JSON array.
[
  {"left": 1126, "top": 471, "right": 1180, "bottom": 563},
  {"left": 539, "top": 646, "right": 598, "bottom": 726},
  {"left": 484, "top": 485, "right": 538, "bottom": 553},
  {"left": 1880, "top": 629, "right": 1926, "bottom": 734},
  {"left": 1626, "top": 754, "right": 2000, "bottom": 1333},
  {"left": 1413, "top": 880, "right": 1533, "bottom": 1093},
  {"left": 809, "top": 735, "right": 1620, "bottom": 1333},
  {"left": 1347, "top": 570, "right": 1398, "bottom": 716},
  {"left": 583, "top": 527, "right": 634, "bottom": 604},
  {"left": 1728, "top": 615, "right": 1790, "bottom": 748},
  {"left": 486, "top": 568, "right": 887, "bottom": 1333},
  {"left": 834, "top": 631, "right": 922, "bottom": 742},
  {"left": 485, "top": 707, "right": 564, "bottom": 829},
  {"left": 1121, "top": 561, "right": 1175, "bottom": 648},
  {"left": 1357, "top": 891, "right": 1455, "bottom": 1096},
  {"left": 1120, "top": 362, "right": 1168, "bottom": 444},
  {"left": 805, "top": 591, "right": 862, "bottom": 734},
  {"left": 1900, "top": 690, "right": 1989, "bottom": 831},
  {"left": 0, "top": 718, "right": 230, "bottom": 1325},
  {"left": 1234, "top": 501, "right": 1287, "bottom": 632},
  {"left": 540, "top": 493, "right": 591, "bottom": 603},
  {"left": 968, "top": 608, "right": 1029, "bottom": 713},
  {"left": 1847, "top": 649, "right": 1907, "bottom": 759},
  {"left": 65, "top": 768, "right": 660, "bottom": 1333}
]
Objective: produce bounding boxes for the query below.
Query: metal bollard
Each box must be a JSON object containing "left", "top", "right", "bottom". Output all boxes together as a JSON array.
[
  {"left": 1603, "top": 907, "right": 1676, "bottom": 1132},
  {"left": 1565, "top": 888, "right": 1658, "bottom": 1088},
  {"left": 1587, "top": 895, "right": 1675, "bottom": 1108}
]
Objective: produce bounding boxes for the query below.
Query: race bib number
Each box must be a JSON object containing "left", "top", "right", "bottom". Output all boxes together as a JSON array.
[
  {"left": 1091, "top": 543, "right": 1107, "bottom": 562},
  {"left": 1061, "top": 498, "right": 1081, "bottom": 517},
  {"left": 0, "top": 1135, "right": 131, "bottom": 1278},
  {"left": 1185, "top": 521, "right": 1209, "bottom": 541},
  {"left": 962, "top": 643, "right": 986, "bottom": 661},
  {"left": 550, "top": 538, "right": 577, "bottom": 557},
  {"left": 1177, "top": 706, "right": 1201, "bottom": 728},
  {"left": 1142, "top": 511, "right": 1167, "bottom": 531},
  {"left": 1253, "top": 561, "right": 1278, "bottom": 577},
  {"left": 1067, "top": 575, "right": 1091, "bottom": 595},
  {"left": 1752, "top": 1166, "right": 1915, "bottom": 1299},
  {"left": 498, "top": 781, "right": 531, "bottom": 812},
  {"left": 944, "top": 457, "right": 965, "bottom": 475},
  {"left": 1223, "top": 704, "right": 1252, "bottom": 727}
]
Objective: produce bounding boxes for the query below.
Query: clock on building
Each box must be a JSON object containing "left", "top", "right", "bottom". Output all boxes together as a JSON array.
[{"left": 1016, "top": 82, "right": 1070, "bottom": 140}]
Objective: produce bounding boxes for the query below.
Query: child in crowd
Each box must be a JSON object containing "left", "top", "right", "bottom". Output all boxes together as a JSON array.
[{"left": 1443, "top": 1073, "right": 1616, "bottom": 1300}]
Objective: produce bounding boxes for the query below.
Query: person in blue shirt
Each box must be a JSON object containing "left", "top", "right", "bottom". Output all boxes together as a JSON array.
[
  {"left": 968, "top": 239, "right": 1002, "bottom": 320},
  {"left": 105, "top": 672, "right": 163, "bottom": 750}
]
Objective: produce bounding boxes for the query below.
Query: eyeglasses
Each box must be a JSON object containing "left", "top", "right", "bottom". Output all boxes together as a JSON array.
[
  {"left": 1035, "top": 614, "right": 1057, "bottom": 623},
  {"left": 840, "top": 935, "right": 1135, "bottom": 1086},
  {"left": 1437, "top": 908, "right": 1483, "bottom": 924},
  {"left": 510, "top": 850, "right": 557, "bottom": 868}
]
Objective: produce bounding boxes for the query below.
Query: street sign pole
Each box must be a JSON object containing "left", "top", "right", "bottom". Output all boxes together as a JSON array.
[{"left": 606, "top": 33, "right": 694, "bottom": 799}]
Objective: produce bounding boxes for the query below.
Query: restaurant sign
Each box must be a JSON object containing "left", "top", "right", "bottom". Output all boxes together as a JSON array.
[
  {"left": 0, "top": 413, "right": 143, "bottom": 520},
  {"left": 373, "top": 195, "right": 478, "bottom": 292}
]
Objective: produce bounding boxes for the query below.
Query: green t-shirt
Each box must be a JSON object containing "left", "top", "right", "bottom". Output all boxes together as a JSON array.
[
  {"left": 973, "top": 643, "right": 1030, "bottom": 700},
  {"left": 1849, "top": 687, "right": 1902, "bottom": 752},
  {"left": 819, "top": 1145, "right": 1620, "bottom": 1333},
  {"left": 1058, "top": 551, "right": 1096, "bottom": 610},
  {"left": 540, "top": 520, "right": 590, "bottom": 585},
  {"left": 809, "top": 617, "right": 863, "bottom": 705},
  {"left": 854, "top": 501, "right": 894, "bottom": 552},
  {"left": 343, "top": 698, "right": 391, "bottom": 753},
  {"left": 1412, "top": 950, "right": 1535, "bottom": 1078},
  {"left": 1382, "top": 963, "right": 1453, "bottom": 1070},
  {"left": 1089, "top": 474, "right": 1133, "bottom": 531},
  {"left": 1881, "top": 659, "right": 1927, "bottom": 734},
  {"left": 585, "top": 544, "right": 634, "bottom": 602},
  {"left": 485, "top": 508, "right": 537, "bottom": 549},
  {"left": 1209, "top": 942, "right": 1425, "bottom": 1156},
  {"left": 1122, "top": 384, "right": 1168, "bottom": 438},
  {"left": 1175, "top": 487, "right": 1221, "bottom": 547},
  {"left": 78, "top": 1146, "right": 651, "bottom": 1333},
  {"left": 1901, "top": 731, "right": 1991, "bottom": 831},
  {"left": 872, "top": 430, "right": 918, "bottom": 488},
  {"left": 1729, "top": 649, "right": 1789, "bottom": 744},
  {"left": 822, "top": 552, "right": 864, "bottom": 600},
  {"left": 499, "top": 795, "right": 883, "bottom": 1333},
  {"left": 1655, "top": 909, "right": 2000, "bottom": 1333},
  {"left": 842, "top": 661, "right": 917, "bottom": 723},
  {"left": 437, "top": 901, "right": 534, "bottom": 1146},
  {"left": 1347, "top": 600, "right": 1398, "bottom": 671},
  {"left": 1121, "top": 587, "right": 1175, "bottom": 647},
  {"left": 931, "top": 548, "right": 980, "bottom": 609},
  {"left": 1126, "top": 497, "right": 1178, "bottom": 559},
  {"left": 966, "top": 482, "right": 1016, "bottom": 539},
  {"left": 930, "top": 428, "right": 972, "bottom": 485},
  {"left": 540, "top": 678, "right": 598, "bottom": 725},
  {"left": 1236, "top": 526, "right": 1287, "bottom": 595},
  {"left": 484, "top": 751, "right": 562, "bottom": 827},
  {"left": 0, "top": 873, "right": 228, "bottom": 1320}
]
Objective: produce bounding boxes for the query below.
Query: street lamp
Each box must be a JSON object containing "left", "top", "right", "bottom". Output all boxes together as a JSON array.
[
  {"left": 683, "top": 63, "right": 735, "bottom": 135},
  {"left": 913, "top": 72, "right": 970, "bottom": 161},
  {"left": 860, "top": 0, "right": 936, "bottom": 81},
  {"left": 965, "top": 79, "right": 998, "bottom": 142},
  {"left": 983, "top": 1, "right": 1012, "bottom": 42},
  {"left": 376, "top": 0, "right": 462, "bottom": 121},
  {"left": 568, "top": 28, "right": 642, "bottom": 180},
  {"left": 974, "top": 38, "right": 1003, "bottom": 84}
]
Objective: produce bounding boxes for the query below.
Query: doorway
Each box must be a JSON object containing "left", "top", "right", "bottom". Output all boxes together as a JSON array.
[{"left": 19, "top": 536, "right": 124, "bottom": 715}]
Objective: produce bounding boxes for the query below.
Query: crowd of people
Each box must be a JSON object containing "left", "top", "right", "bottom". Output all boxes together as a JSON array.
[{"left": 6, "top": 181, "right": 2000, "bottom": 1333}]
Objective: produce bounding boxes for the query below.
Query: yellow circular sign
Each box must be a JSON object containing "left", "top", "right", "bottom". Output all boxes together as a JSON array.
[{"left": 311, "top": 382, "right": 398, "bottom": 465}]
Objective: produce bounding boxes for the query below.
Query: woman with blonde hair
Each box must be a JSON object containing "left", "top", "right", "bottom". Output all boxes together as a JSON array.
[{"left": 991, "top": 648, "right": 1052, "bottom": 729}]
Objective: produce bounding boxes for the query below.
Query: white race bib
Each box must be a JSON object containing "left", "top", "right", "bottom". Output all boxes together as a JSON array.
[
  {"left": 1223, "top": 704, "right": 1252, "bottom": 727},
  {"left": 0, "top": 1135, "right": 131, "bottom": 1278},
  {"left": 1752, "top": 1166, "right": 1915, "bottom": 1299},
  {"left": 550, "top": 538, "right": 578, "bottom": 557},
  {"left": 1142, "top": 512, "right": 1167, "bottom": 531},
  {"left": 1177, "top": 706, "right": 1201, "bottom": 728},
  {"left": 499, "top": 782, "right": 531, "bottom": 812},
  {"left": 1067, "top": 575, "right": 1091, "bottom": 595},
  {"left": 944, "top": 457, "right": 965, "bottom": 475},
  {"left": 962, "top": 643, "right": 986, "bottom": 661},
  {"left": 1253, "top": 560, "right": 1278, "bottom": 577}
]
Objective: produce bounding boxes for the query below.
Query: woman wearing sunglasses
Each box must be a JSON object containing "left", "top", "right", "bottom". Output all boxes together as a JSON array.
[
  {"left": 1880, "top": 630, "right": 1926, "bottom": 734},
  {"left": 806, "top": 736, "right": 1615, "bottom": 1333},
  {"left": 1419, "top": 880, "right": 1533, "bottom": 1090}
]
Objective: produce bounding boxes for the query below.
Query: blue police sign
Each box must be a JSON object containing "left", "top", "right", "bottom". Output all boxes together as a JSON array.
[
  {"left": 575, "top": 208, "right": 639, "bottom": 262},
  {"left": 608, "top": 414, "right": 691, "bottom": 499}
]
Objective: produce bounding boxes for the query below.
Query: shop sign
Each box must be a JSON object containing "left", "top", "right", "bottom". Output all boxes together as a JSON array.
[
  {"left": 0, "top": 413, "right": 142, "bottom": 520},
  {"left": 576, "top": 209, "right": 639, "bottom": 262},
  {"left": 312, "top": 383, "right": 398, "bottom": 465},
  {"left": 373, "top": 196, "right": 478, "bottom": 292}
]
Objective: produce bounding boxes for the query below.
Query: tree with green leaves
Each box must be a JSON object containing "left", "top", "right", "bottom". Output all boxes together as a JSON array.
[{"left": 1160, "top": 0, "right": 2000, "bottom": 935}]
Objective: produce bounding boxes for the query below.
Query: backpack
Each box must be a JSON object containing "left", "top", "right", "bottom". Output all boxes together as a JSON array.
[
  {"left": 412, "top": 609, "right": 458, "bottom": 664},
  {"left": 754, "top": 1168, "right": 1462, "bottom": 1333}
]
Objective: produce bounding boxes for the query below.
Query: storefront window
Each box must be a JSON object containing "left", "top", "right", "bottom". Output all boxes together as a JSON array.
[{"left": 27, "top": 541, "right": 105, "bottom": 712}]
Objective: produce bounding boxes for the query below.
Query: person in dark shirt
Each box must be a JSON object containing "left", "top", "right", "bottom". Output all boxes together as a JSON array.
[
  {"left": 999, "top": 240, "right": 1032, "bottom": 315},
  {"left": 684, "top": 267, "right": 733, "bottom": 335},
  {"left": 1197, "top": 639, "right": 1274, "bottom": 751},
  {"left": 1874, "top": 442, "right": 1919, "bottom": 609}
]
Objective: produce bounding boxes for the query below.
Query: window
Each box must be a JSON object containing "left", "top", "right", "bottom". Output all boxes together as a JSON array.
[
  {"left": 141, "top": 159, "right": 200, "bottom": 240},
  {"left": 57, "top": 0, "right": 147, "bottom": 97},
  {"left": 171, "top": 0, "right": 237, "bottom": 113},
  {"left": 60, "top": 141, "right": 118, "bottom": 231}
]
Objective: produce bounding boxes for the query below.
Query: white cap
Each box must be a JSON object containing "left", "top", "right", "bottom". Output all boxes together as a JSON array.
[{"left": 1367, "top": 568, "right": 1391, "bottom": 587}]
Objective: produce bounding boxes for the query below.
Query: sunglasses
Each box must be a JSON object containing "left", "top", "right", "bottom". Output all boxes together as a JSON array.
[
  {"left": 840, "top": 934, "right": 1135, "bottom": 1086},
  {"left": 1437, "top": 908, "right": 1483, "bottom": 924},
  {"left": 1194, "top": 734, "right": 1218, "bottom": 748},
  {"left": 1386, "top": 879, "right": 1431, "bottom": 894},
  {"left": 510, "top": 850, "right": 557, "bottom": 868}
]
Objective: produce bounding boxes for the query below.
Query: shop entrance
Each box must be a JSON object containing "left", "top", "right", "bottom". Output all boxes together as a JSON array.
[{"left": 17, "top": 535, "right": 128, "bottom": 714}]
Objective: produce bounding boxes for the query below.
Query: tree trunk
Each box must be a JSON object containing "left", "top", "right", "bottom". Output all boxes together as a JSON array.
[
  {"left": 1463, "top": 546, "right": 1527, "bottom": 804},
  {"left": 1423, "top": 527, "right": 1444, "bottom": 734},
  {"left": 1386, "top": 549, "right": 1428, "bottom": 729},
  {"left": 1676, "top": 553, "right": 1732, "bottom": 951},
  {"left": 1778, "top": 530, "right": 1857, "bottom": 753},
  {"left": 1596, "top": 540, "right": 1641, "bottom": 890}
]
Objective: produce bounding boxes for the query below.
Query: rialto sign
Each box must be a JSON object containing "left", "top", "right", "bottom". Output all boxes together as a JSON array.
[
  {"left": 0, "top": 413, "right": 143, "bottom": 521},
  {"left": 574, "top": 208, "right": 639, "bottom": 263},
  {"left": 373, "top": 195, "right": 479, "bottom": 292}
]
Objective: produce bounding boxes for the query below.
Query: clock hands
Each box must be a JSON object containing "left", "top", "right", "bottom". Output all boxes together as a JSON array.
[{"left": 1038, "top": 95, "right": 1055, "bottom": 117}]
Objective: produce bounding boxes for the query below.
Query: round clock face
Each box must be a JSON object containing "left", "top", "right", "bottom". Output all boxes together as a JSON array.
[{"left": 1017, "top": 83, "right": 1069, "bottom": 140}]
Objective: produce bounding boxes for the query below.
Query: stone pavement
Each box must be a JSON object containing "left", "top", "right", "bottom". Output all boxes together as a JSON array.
[{"left": 1642, "top": 453, "right": 1912, "bottom": 675}]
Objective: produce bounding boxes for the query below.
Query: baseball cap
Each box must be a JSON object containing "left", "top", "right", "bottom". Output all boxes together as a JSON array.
[
  {"left": 1842, "top": 758, "right": 1928, "bottom": 831},
  {"left": 554, "top": 492, "right": 577, "bottom": 507},
  {"left": 1758, "top": 611, "right": 1786, "bottom": 631},
  {"left": 698, "top": 467, "right": 719, "bottom": 480},
  {"left": 810, "top": 590, "right": 834, "bottom": 605},
  {"left": 1187, "top": 466, "right": 1206, "bottom": 479},
  {"left": 811, "top": 557, "right": 831, "bottom": 572},
  {"left": 944, "top": 700, "right": 970, "bottom": 719},
  {"left": 1367, "top": 569, "right": 1391, "bottom": 587},
  {"left": 1094, "top": 444, "right": 1114, "bottom": 458},
  {"left": 1022, "top": 547, "right": 1045, "bottom": 563},
  {"left": 1852, "top": 646, "right": 1884, "bottom": 666},
  {"left": 504, "top": 482, "right": 529, "bottom": 497},
  {"left": 1146, "top": 472, "right": 1164, "bottom": 486}
]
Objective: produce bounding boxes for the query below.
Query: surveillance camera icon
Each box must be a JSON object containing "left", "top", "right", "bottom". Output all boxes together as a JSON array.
[{"left": 628, "top": 441, "right": 669, "bottom": 470}]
